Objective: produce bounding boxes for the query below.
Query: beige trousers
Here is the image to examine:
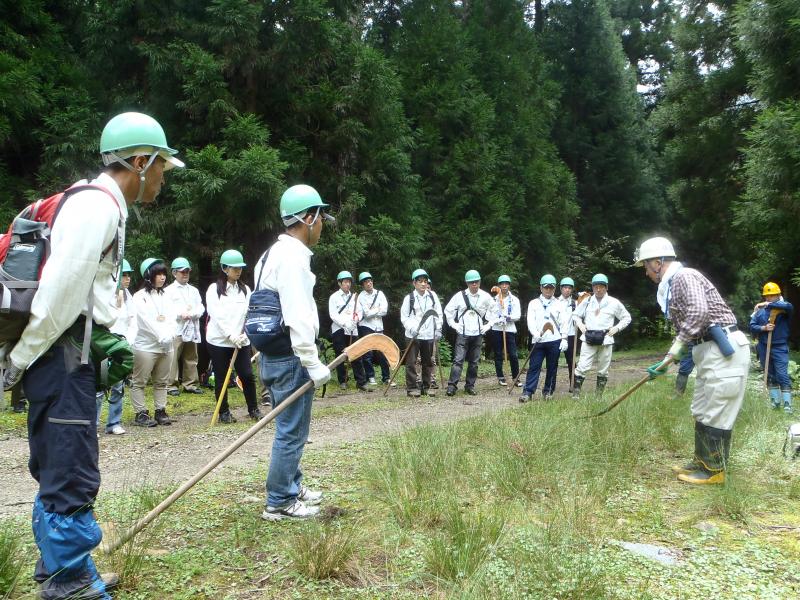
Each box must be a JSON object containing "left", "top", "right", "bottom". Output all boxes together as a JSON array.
[
  {"left": 575, "top": 343, "right": 613, "bottom": 377},
  {"left": 691, "top": 330, "right": 750, "bottom": 430},
  {"left": 168, "top": 337, "right": 199, "bottom": 391},
  {"left": 131, "top": 349, "right": 172, "bottom": 413}
]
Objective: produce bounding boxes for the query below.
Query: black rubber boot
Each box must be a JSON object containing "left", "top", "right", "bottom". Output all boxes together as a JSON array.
[
  {"left": 674, "top": 373, "right": 689, "bottom": 396},
  {"left": 677, "top": 422, "right": 727, "bottom": 485},
  {"left": 571, "top": 375, "right": 584, "bottom": 399},
  {"left": 596, "top": 375, "right": 608, "bottom": 396}
]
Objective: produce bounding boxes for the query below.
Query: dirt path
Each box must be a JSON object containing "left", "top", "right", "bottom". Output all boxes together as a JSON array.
[{"left": 0, "top": 356, "right": 656, "bottom": 518}]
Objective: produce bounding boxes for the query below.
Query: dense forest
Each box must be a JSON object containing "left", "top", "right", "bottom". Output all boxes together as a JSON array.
[{"left": 2, "top": 0, "right": 798, "bottom": 343}]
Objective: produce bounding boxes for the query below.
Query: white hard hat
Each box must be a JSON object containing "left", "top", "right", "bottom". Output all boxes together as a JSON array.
[{"left": 634, "top": 237, "right": 676, "bottom": 266}]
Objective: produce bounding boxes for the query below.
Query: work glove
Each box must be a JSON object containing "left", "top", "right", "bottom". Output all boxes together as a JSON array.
[
  {"left": 2, "top": 362, "right": 24, "bottom": 391},
  {"left": 667, "top": 339, "right": 687, "bottom": 360},
  {"left": 307, "top": 363, "right": 331, "bottom": 388},
  {"left": 647, "top": 358, "right": 670, "bottom": 381},
  {"left": 228, "top": 333, "right": 247, "bottom": 349},
  {"left": 559, "top": 339, "right": 568, "bottom": 352},
  {"left": 608, "top": 326, "right": 619, "bottom": 337},
  {"left": 481, "top": 322, "right": 492, "bottom": 335}
]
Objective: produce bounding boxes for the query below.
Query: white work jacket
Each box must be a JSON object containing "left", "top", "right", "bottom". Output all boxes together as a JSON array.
[
  {"left": 490, "top": 292, "right": 521, "bottom": 333},
  {"left": 400, "top": 289, "right": 443, "bottom": 340},
  {"left": 165, "top": 281, "right": 204, "bottom": 342},
  {"left": 444, "top": 289, "right": 493, "bottom": 337},
  {"left": 573, "top": 293, "right": 631, "bottom": 345},
  {"left": 556, "top": 295, "right": 578, "bottom": 336},
  {"left": 527, "top": 295, "right": 568, "bottom": 343},
  {"left": 253, "top": 234, "right": 325, "bottom": 374},
  {"left": 132, "top": 288, "right": 175, "bottom": 353},
  {"left": 11, "top": 173, "right": 127, "bottom": 368},
  {"left": 357, "top": 289, "right": 388, "bottom": 332},
  {"left": 329, "top": 290, "right": 361, "bottom": 336},
  {"left": 110, "top": 288, "right": 137, "bottom": 342},
  {"left": 205, "top": 282, "right": 251, "bottom": 348}
]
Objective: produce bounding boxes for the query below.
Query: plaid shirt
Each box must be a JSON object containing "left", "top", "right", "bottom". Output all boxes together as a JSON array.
[{"left": 668, "top": 268, "right": 736, "bottom": 343}]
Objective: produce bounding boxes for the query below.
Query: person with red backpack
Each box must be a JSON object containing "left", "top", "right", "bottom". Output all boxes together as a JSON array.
[{"left": 0, "top": 112, "right": 183, "bottom": 599}]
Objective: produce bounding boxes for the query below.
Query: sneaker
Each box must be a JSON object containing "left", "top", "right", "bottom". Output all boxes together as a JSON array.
[
  {"left": 519, "top": 394, "right": 531, "bottom": 403},
  {"left": 339, "top": 383, "right": 348, "bottom": 391},
  {"left": 248, "top": 408, "right": 264, "bottom": 421},
  {"left": 515, "top": 381, "right": 523, "bottom": 388},
  {"left": 785, "top": 405, "right": 794, "bottom": 414},
  {"left": 446, "top": 386, "right": 456, "bottom": 397},
  {"left": 465, "top": 388, "right": 477, "bottom": 396},
  {"left": 154, "top": 409, "right": 172, "bottom": 426},
  {"left": 298, "top": 485, "right": 323, "bottom": 506},
  {"left": 357, "top": 385, "right": 374, "bottom": 392},
  {"left": 498, "top": 378, "right": 507, "bottom": 386},
  {"left": 407, "top": 389, "right": 421, "bottom": 398},
  {"left": 106, "top": 425, "right": 126, "bottom": 435},
  {"left": 185, "top": 388, "right": 205, "bottom": 395},
  {"left": 219, "top": 411, "right": 237, "bottom": 424},
  {"left": 383, "top": 380, "right": 397, "bottom": 388},
  {"left": 261, "top": 500, "right": 320, "bottom": 521},
  {"left": 167, "top": 389, "right": 180, "bottom": 397},
  {"left": 367, "top": 377, "right": 377, "bottom": 385},
  {"left": 134, "top": 411, "right": 157, "bottom": 427}
]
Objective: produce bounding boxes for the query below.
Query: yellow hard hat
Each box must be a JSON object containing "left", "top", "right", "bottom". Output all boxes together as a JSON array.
[{"left": 762, "top": 281, "right": 781, "bottom": 295}]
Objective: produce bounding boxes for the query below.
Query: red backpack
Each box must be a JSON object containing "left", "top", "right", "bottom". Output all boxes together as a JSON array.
[{"left": 0, "top": 183, "right": 120, "bottom": 344}]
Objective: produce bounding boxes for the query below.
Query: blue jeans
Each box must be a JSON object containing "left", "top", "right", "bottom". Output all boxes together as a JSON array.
[
  {"left": 523, "top": 339, "right": 561, "bottom": 396},
  {"left": 260, "top": 354, "right": 314, "bottom": 509},
  {"left": 95, "top": 381, "right": 124, "bottom": 432}
]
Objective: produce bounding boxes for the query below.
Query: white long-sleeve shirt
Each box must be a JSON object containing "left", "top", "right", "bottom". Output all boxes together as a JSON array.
[
  {"left": 205, "top": 282, "right": 251, "bottom": 348},
  {"left": 573, "top": 294, "right": 631, "bottom": 345},
  {"left": 253, "top": 234, "right": 325, "bottom": 374},
  {"left": 110, "top": 288, "right": 137, "bottom": 341},
  {"left": 132, "top": 288, "right": 175, "bottom": 353},
  {"left": 556, "top": 295, "right": 578, "bottom": 336},
  {"left": 444, "top": 289, "right": 494, "bottom": 336},
  {"left": 329, "top": 290, "right": 361, "bottom": 336},
  {"left": 490, "top": 292, "right": 521, "bottom": 333},
  {"left": 527, "top": 295, "right": 568, "bottom": 343},
  {"left": 357, "top": 289, "right": 388, "bottom": 332},
  {"left": 400, "top": 289, "right": 443, "bottom": 340},
  {"left": 10, "top": 173, "right": 127, "bottom": 368},
  {"left": 165, "top": 280, "right": 204, "bottom": 342}
]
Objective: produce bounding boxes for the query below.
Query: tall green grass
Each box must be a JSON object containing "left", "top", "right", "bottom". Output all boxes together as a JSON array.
[{"left": 0, "top": 522, "right": 25, "bottom": 597}]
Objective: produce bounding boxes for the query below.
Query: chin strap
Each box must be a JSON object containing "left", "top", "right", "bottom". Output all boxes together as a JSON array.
[{"left": 105, "top": 151, "right": 159, "bottom": 204}]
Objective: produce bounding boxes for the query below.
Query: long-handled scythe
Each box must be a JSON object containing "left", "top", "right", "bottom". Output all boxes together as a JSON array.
[
  {"left": 103, "top": 333, "right": 399, "bottom": 554},
  {"left": 583, "top": 356, "right": 674, "bottom": 419}
]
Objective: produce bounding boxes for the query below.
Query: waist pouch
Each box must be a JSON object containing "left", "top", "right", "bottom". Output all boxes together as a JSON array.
[
  {"left": 584, "top": 329, "right": 607, "bottom": 346},
  {"left": 68, "top": 322, "right": 133, "bottom": 390},
  {"left": 245, "top": 288, "right": 292, "bottom": 356}
]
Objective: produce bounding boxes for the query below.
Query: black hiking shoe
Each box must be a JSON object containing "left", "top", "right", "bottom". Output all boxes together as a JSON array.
[
  {"left": 465, "top": 388, "right": 477, "bottom": 396},
  {"left": 134, "top": 411, "right": 157, "bottom": 427},
  {"left": 248, "top": 408, "right": 264, "bottom": 421},
  {"left": 154, "top": 409, "right": 172, "bottom": 426},
  {"left": 219, "top": 410, "right": 237, "bottom": 424}
]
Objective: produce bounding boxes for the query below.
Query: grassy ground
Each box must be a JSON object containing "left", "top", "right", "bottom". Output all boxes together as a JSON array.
[{"left": 2, "top": 364, "right": 798, "bottom": 599}]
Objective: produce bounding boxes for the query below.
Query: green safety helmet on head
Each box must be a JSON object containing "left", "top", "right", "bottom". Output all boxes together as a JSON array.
[
  {"left": 140, "top": 258, "right": 163, "bottom": 278},
  {"left": 100, "top": 112, "right": 184, "bottom": 170},
  {"left": 592, "top": 273, "right": 609, "bottom": 286},
  {"left": 358, "top": 271, "right": 372, "bottom": 283},
  {"left": 411, "top": 268, "right": 429, "bottom": 281},
  {"left": 220, "top": 249, "right": 246, "bottom": 268},
  {"left": 280, "top": 184, "right": 332, "bottom": 224},
  {"left": 337, "top": 270, "right": 353, "bottom": 282},
  {"left": 464, "top": 269, "right": 481, "bottom": 283},
  {"left": 121, "top": 259, "right": 133, "bottom": 274},
  {"left": 171, "top": 257, "right": 191, "bottom": 270},
  {"left": 497, "top": 275, "right": 511, "bottom": 284},
  {"left": 540, "top": 274, "right": 557, "bottom": 287},
  {"left": 560, "top": 277, "right": 575, "bottom": 287}
]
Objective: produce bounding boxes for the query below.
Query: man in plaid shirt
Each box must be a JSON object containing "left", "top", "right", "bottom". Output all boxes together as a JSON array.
[{"left": 635, "top": 237, "right": 750, "bottom": 485}]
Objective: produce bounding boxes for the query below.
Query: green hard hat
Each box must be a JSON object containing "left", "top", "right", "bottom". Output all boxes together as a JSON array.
[
  {"left": 220, "top": 249, "right": 246, "bottom": 268},
  {"left": 497, "top": 275, "right": 511, "bottom": 284},
  {"left": 411, "top": 268, "right": 429, "bottom": 281},
  {"left": 464, "top": 269, "right": 481, "bottom": 282},
  {"left": 121, "top": 259, "right": 133, "bottom": 274},
  {"left": 358, "top": 271, "right": 373, "bottom": 283},
  {"left": 592, "top": 273, "right": 609, "bottom": 286},
  {"left": 100, "top": 112, "right": 183, "bottom": 170},
  {"left": 337, "top": 270, "right": 353, "bottom": 281},
  {"left": 540, "top": 274, "right": 557, "bottom": 286},
  {"left": 560, "top": 277, "right": 575, "bottom": 287},
  {"left": 280, "top": 184, "right": 329, "bottom": 218},
  {"left": 171, "top": 257, "right": 191, "bottom": 270},
  {"left": 140, "top": 258, "right": 163, "bottom": 278}
]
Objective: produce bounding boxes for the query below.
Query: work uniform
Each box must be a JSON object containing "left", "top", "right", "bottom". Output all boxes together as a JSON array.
[
  {"left": 205, "top": 281, "right": 258, "bottom": 417},
  {"left": 165, "top": 279, "right": 204, "bottom": 392},
  {"left": 131, "top": 287, "right": 175, "bottom": 416},
  {"left": 523, "top": 295, "right": 569, "bottom": 397},
  {"left": 489, "top": 291, "right": 521, "bottom": 383},
  {"left": 357, "top": 288, "right": 390, "bottom": 383},
  {"left": 254, "top": 234, "right": 328, "bottom": 509},
  {"left": 12, "top": 173, "right": 126, "bottom": 600},
  {"left": 750, "top": 298, "right": 793, "bottom": 410},
  {"left": 328, "top": 289, "right": 367, "bottom": 388},
  {"left": 573, "top": 293, "right": 631, "bottom": 388},
  {"left": 400, "top": 289, "right": 443, "bottom": 393},
  {"left": 444, "top": 289, "right": 493, "bottom": 393},
  {"left": 662, "top": 263, "right": 751, "bottom": 476}
]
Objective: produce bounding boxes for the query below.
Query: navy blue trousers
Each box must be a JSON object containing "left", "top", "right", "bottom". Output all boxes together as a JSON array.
[
  {"left": 523, "top": 339, "right": 561, "bottom": 396},
  {"left": 489, "top": 329, "right": 519, "bottom": 380}
]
